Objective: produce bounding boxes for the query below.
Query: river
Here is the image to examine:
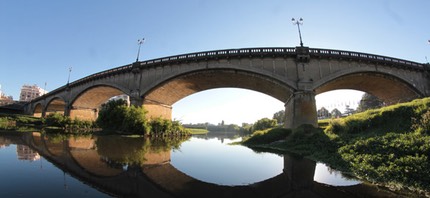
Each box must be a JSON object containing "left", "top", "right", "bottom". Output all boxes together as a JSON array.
[{"left": 0, "top": 131, "right": 411, "bottom": 197}]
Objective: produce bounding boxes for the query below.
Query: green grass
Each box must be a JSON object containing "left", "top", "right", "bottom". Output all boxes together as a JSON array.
[
  {"left": 242, "top": 127, "right": 291, "bottom": 145},
  {"left": 187, "top": 128, "right": 209, "bottom": 135},
  {"left": 0, "top": 114, "right": 43, "bottom": 132},
  {"left": 241, "top": 97, "right": 430, "bottom": 195},
  {"left": 317, "top": 119, "right": 330, "bottom": 129}
]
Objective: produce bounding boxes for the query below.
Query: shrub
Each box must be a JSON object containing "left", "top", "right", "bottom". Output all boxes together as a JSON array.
[
  {"left": 252, "top": 118, "right": 277, "bottom": 132},
  {"left": 96, "top": 99, "right": 129, "bottom": 131},
  {"left": 45, "top": 113, "right": 71, "bottom": 128},
  {"left": 242, "top": 127, "right": 291, "bottom": 145},
  {"left": 412, "top": 109, "right": 430, "bottom": 135},
  {"left": 122, "top": 105, "right": 150, "bottom": 135},
  {"left": 96, "top": 99, "right": 189, "bottom": 136}
]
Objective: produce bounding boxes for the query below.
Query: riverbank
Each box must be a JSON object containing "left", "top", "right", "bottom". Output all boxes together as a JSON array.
[{"left": 241, "top": 97, "right": 430, "bottom": 196}]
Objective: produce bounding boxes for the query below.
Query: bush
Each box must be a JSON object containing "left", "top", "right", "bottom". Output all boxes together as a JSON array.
[
  {"left": 339, "top": 132, "right": 430, "bottom": 190},
  {"left": 45, "top": 113, "right": 71, "bottom": 128},
  {"left": 96, "top": 99, "right": 189, "bottom": 136},
  {"left": 96, "top": 99, "right": 129, "bottom": 131},
  {"left": 122, "top": 105, "right": 151, "bottom": 135},
  {"left": 242, "top": 127, "right": 291, "bottom": 145},
  {"left": 412, "top": 109, "right": 430, "bottom": 135},
  {"left": 252, "top": 118, "right": 277, "bottom": 132}
]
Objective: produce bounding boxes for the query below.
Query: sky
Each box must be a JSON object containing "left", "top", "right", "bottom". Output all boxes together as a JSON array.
[{"left": 0, "top": 1, "right": 429, "bottom": 125}]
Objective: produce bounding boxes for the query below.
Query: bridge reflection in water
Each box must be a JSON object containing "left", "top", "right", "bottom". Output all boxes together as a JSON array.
[{"left": 9, "top": 132, "right": 402, "bottom": 198}]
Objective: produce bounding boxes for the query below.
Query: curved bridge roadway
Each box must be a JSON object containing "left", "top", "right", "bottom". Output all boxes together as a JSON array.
[{"left": 25, "top": 46, "right": 429, "bottom": 128}]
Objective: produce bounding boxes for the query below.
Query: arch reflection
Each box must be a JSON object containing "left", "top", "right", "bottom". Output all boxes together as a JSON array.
[{"left": 2, "top": 132, "right": 404, "bottom": 198}]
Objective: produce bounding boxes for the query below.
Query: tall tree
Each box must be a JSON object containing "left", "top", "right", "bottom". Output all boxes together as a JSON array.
[
  {"left": 344, "top": 105, "right": 355, "bottom": 116},
  {"left": 357, "top": 93, "right": 384, "bottom": 112},
  {"left": 253, "top": 118, "right": 277, "bottom": 131},
  {"left": 273, "top": 110, "right": 285, "bottom": 124},
  {"left": 331, "top": 108, "right": 342, "bottom": 118}
]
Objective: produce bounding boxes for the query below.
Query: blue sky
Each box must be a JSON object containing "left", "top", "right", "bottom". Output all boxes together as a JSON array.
[{"left": 1, "top": 1, "right": 429, "bottom": 124}]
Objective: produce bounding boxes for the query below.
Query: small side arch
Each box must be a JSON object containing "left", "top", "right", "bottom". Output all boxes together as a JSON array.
[
  {"left": 45, "top": 97, "right": 67, "bottom": 116},
  {"left": 69, "top": 85, "right": 128, "bottom": 121},
  {"left": 33, "top": 103, "right": 44, "bottom": 118}
]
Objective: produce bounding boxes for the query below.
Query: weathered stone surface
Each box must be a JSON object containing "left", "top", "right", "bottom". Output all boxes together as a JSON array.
[{"left": 25, "top": 47, "right": 429, "bottom": 127}]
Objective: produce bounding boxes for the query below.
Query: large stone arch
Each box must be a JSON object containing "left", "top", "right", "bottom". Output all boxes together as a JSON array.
[
  {"left": 69, "top": 85, "right": 127, "bottom": 121},
  {"left": 314, "top": 71, "right": 423, "bottom": 104},
  {"left": 141, "top": 68, "right": 295, "bottom": 119},
  {"left": 45, "top": 97, "right": 67, "bottom": 116}
]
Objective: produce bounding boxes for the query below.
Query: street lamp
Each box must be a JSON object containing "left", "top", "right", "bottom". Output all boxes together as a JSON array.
[
  {"left": 292, "top": 18, "right": 304, "bottom": 47},
  {"left": 67, "top": 67, "right": 72, "bottom": 85},
  {"left": 136, "top": 38, "right": 145, "bottom": 62}
]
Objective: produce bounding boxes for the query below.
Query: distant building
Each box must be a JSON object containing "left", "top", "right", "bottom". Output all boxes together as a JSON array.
[
  {"left": 0, "top": 86, "right": 14, "bottom": 106},
  {"left": 19, "top": 84, "right": 47, "bottom": 102},
  {"left": 16, "top": 145, "right": 40, "bottom": 161}
]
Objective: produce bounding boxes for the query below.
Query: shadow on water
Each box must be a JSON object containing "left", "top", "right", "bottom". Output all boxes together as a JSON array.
[{"left": 0, "top": 132, "right": 418, "bottom": 198}]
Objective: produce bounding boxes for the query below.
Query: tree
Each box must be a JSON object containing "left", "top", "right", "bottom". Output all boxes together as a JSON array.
[
  {"left": 344, "top": 105, "right": 355, "bottom": 116},
  {"left": 252, "top": 118, "right": 277, "bottom": 131},
  {"left": 273, "top": 110, "right": 285, "bottom": 124},
  {"left": 317, "top": 107, "right": 331, "bottom": 119},
  {"left": 357, "top": 93, "right": 384, "bottom": 112},
  {"left": 96, "top": 99, "right": 150, "bottom": 135},
  {"left": 331, "top": 108, "right": 342, "bottom": 118}
]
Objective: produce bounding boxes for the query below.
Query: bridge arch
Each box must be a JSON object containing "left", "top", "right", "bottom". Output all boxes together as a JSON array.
[
  {"left": 45, "top": 96, "right": 67, "bottom": 116},
  {"left": 314, "top": 71, "right": 423, "bottom": 104},
  {"left": 69, "top": 85, "right": 128, "bottom": 120},
  {"left": 141, "top": 68, "right": 296, "bottom": 119},
  {"left": 33, "top": 103, "right": 44, "bottom": 118}
]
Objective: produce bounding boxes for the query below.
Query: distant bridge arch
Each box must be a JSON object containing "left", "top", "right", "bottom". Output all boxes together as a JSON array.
[{"left": 24, "top": 47, "right": 429, "bottom": 128}]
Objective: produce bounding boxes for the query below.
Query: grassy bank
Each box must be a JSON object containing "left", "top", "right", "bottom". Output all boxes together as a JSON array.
[
  {"left": 0, "top": 114, "right": 43, "bottom": 132},
  {"left": 241, "top": 97, "right": 430, "bottom": 195},
  {"left": 187, "top": 128, "right": 209, "bottom": 135}
]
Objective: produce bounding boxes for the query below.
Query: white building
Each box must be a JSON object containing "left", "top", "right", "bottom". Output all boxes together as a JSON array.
[
  {"left": 19, "top": 84, "right": 47, "bottom": 102},
  {"left": 0, "top": 84, "right": 14, "bottom": 106}
]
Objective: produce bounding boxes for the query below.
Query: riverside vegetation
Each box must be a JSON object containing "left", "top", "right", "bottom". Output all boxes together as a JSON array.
[
  {"left": 0, "top": 99, "right": 190, "bottom": 136},
  {"left": 242, "top": 97, "right": 430, "bottom": 196}
]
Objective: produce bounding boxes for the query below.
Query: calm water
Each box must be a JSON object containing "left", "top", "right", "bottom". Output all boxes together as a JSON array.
[{"left": 0, "top": 132, "right": 407, "bottom": 198}]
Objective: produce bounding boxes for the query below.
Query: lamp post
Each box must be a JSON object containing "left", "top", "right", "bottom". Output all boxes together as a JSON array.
[
  {"left": 292, "top": 18, "right": 304, "bottom": 47},
  {"left": 67, "top": 67, "right": 72, "bottom": 85},
  {"left": 136, "top": 38, "right": 145, "bottom": 62}
]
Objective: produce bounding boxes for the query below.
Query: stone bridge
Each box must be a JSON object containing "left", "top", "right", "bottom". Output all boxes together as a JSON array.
[{"left": 25, "top": 46, "right": 430, "bottom": 128}]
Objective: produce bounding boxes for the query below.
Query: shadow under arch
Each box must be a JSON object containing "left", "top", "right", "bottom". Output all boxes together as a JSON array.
[
  {"left": 314, "top": 71, "right": 423, "bottom": 104},
  {"left": 45, "top": 96, "right": 67, "bottom": 116},
  {"left": 69, "top": 85, "right": 128, "bottom": 120},
  {"left": 33, "top": 103, "right": 43, "bottom": 117}
]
